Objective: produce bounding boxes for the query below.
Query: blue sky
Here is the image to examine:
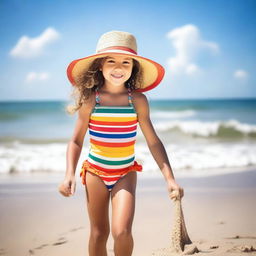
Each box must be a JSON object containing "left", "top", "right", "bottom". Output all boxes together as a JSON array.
[{"left": 0, "top": 0, "right": 255, "bottom": 101}]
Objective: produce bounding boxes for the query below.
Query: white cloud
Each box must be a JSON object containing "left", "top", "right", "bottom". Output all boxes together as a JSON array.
[
  {"left": 166, "top": 24, "right": 219, "bottom": 76},
  {"left": 10, "top": 27, "right": 60, "bottom": 58},
  {"left": 234, "top": 69, "right": 249, "bottom": 80},
  {"left": 26, "top": 72, "right": 50, "bottom": 83}
]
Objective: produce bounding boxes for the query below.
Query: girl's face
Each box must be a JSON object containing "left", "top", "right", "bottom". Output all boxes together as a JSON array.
[{"left": 101, "top": 54, "right": 133, "bottom": 88}]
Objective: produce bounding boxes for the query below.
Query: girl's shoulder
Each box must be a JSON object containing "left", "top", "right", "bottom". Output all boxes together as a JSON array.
[
  {"left": 78, "top": 91, "right": 97, "bottom": 116},
  {"left": 132, "top": 91, "right": 149, "bottom": 105},
  {"left": 132, "top": 91, "right": 150, "bottom": 114}
]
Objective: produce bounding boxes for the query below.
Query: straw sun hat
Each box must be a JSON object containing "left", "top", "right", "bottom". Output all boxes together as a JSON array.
[{"left": 67, "top": 30, "right": 165, "bottom": 92}]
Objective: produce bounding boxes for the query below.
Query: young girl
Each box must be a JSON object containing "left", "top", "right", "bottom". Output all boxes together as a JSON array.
[{"left": 58, "top": 30, "right": 184, "bottom": 256}]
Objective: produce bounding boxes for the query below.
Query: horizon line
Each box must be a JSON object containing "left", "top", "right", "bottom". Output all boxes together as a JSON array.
[{"left": 0, "top": 96, "right": 256, "bottom": 103}]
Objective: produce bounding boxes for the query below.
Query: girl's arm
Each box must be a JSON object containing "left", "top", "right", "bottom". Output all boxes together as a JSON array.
[
  {"left": 65, "top": 101, "right": 93, "bottom": 178},
  {"left": 59, "top": 96, "right": 95, "bottom": 197},
  {"left": 134, "top": 93, "right": 183, "bottom": 198}
]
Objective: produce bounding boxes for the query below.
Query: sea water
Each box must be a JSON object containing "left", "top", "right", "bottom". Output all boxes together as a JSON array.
[{"left": 0, "top": 99, "right": 256, "bottom": 178}]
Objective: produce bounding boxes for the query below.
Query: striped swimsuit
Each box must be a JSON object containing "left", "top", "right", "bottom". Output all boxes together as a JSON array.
[{"left": 80, "top": 88, "right": 143, "bottom": 191}]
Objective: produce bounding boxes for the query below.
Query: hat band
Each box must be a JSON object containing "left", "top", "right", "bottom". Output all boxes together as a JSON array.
[{"left": 97, "top": 46, "right": 137, "bottom": 55}]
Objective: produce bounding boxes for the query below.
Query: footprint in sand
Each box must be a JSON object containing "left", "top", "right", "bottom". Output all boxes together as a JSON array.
[
  {"left": 34, "top": 244, "right": 49, "bottom": 250},
  {"left": 52, "top": 226, "right": 85, "bottom": 246},
  {"left": 31, "top": 226, "right": 84, "bottom": 254},
  {"left": 52, "top": 237, "right": 68, "bottom": 246},
  {"left": 68, "top": 226, "right": 84, "bottom": 233},
  {"left": 30, "top": 244, "right": 49, "bottom": 255},
  {"left": 28, "top": 249, "right": 34, "bottom": 255},
  {"left": 0, "top": 248, "right": 7, "bottom": 255},
  {"left": 32, "top": 238, "right": 67, "bottom": 253}
]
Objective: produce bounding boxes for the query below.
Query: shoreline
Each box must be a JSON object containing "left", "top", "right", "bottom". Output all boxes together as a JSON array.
[{"left": 0, "top": 165, "right": 256, "bottom": 185}]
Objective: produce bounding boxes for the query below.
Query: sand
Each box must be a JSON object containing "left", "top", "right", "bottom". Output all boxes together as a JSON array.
[{"left": 0, "top": 169, "right": 256, "bottom": 256}]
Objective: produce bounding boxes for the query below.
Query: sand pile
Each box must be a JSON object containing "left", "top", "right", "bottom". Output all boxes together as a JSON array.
[{"left": 152, "top": 191, "right": 199, "bottom": 255}]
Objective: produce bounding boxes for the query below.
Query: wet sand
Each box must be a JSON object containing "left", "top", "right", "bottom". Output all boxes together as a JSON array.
[{"left": 0, "top": 169, "right": 256, "bottom": 255}]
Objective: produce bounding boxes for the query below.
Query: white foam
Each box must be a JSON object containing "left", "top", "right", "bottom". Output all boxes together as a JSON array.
[
  {"left": 0, "top": 141, "right": 89, "bottom": 174},
  {"left": 153, "top": 119, "right": 256, "bottom": 137},
  {"left": 134, "top": 142, "right": 256, "bottom": 177},
  {"left": 0, "top": 140, "right": 256, "bottom": 177}
]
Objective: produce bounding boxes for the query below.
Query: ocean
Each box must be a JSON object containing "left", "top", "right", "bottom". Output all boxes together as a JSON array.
[{"left": 0, "top": 99, "right": 256, "bottom": 178}]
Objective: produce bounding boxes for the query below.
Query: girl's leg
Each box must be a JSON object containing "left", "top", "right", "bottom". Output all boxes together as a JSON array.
[
  {"left": 111, "top": 171, "right": 137, "bottom": 256},
  {"left": 85, "top": 171, "right": 110, "bottom": 256}
]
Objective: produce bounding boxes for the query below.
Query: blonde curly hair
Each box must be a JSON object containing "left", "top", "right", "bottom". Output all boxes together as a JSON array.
[{"left": 66, "top": 57, "right": 143, "bottom": 115}]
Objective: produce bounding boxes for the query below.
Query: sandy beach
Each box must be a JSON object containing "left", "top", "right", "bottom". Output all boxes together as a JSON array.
[{"left": 0, "top": 169, "right": 256, "bottom": 256}]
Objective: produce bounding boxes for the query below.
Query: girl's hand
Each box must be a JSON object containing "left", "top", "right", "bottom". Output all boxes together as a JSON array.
[
  {"left": 58, "top": 175, "right": 76, "bottom": 197},
  {"left": 167, "top": 179, "right": 184, "bottom": 201}
]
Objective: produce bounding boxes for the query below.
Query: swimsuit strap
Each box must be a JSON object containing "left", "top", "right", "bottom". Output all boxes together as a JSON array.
[
  {"left": 128, "top": 87, "right": 132, "bottom": 105},
  {"left": 95, "top": 88, "right": 100, "bottom": 105}
]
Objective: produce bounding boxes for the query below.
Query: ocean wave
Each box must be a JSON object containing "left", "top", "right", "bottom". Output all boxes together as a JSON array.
[
  {"left": 135, "top": 142, "right": 256, "bottom": 177},
  {"left": 0, "top": 141, "right": 256, "bottom": 176},
  {"left": 154, "top": 119, "right": 256, "bottom": 139}
]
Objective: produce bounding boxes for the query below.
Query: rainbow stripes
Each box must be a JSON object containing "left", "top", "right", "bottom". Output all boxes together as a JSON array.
[{"left": 81, "top": 103, "right": 142, "bottom": 191}]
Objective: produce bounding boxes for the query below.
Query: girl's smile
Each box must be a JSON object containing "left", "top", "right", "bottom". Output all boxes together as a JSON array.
[{"left": 111, "top": 74, "right": 124, "bottom": 79}]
